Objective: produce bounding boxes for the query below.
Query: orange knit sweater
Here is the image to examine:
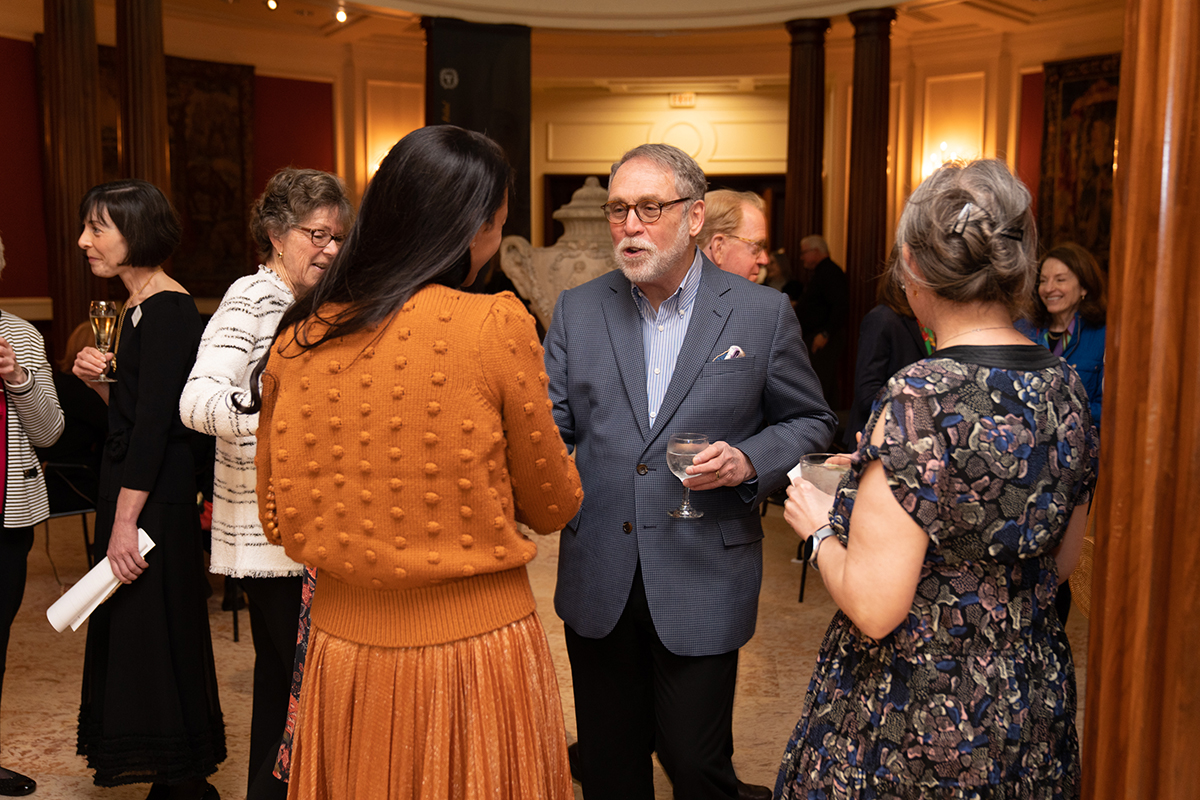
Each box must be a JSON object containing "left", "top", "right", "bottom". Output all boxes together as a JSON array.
[{"left": 256, "top": 286, "right": 582, "bottom": 647}]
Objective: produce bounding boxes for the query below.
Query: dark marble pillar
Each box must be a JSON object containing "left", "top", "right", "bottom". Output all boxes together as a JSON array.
[
  {"left": 116, "top": 0, "right": 171, "bottom": 193},
  {"left": 41, "top": 0, "right": 106, "bottom": 351},
  {"left": 843, "top": 7, "right": 896, "bottom": 407},
  {"left": 783, "top": 18, "right": 829, "bottom": 266}
]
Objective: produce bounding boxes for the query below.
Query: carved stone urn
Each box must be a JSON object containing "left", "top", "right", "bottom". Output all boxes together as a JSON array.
[{"left": 500, "top": 176, "right": 616, "bottom": 328}]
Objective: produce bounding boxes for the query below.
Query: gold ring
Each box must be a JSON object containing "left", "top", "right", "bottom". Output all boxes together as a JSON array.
[{"left": 716, "top": 470, "right": 721, "bottom": 479}]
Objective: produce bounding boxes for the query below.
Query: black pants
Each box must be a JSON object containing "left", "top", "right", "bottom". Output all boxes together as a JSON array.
[
  {"left": 239, "top": 575, "right": 303, "bottom": 800},
  {"left": 565, "top": 564, "right": 739, "bottom": 800},
  {"left": 0, "top": 526, "right": 35, "bottom": 755}
]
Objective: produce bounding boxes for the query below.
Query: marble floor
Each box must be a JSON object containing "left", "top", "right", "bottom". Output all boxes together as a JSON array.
[{"left": 1, "top": 508, "right": 1089, "bottom": 800}]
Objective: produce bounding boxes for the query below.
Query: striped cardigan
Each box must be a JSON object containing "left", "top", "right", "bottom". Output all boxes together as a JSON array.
[
  {"left": 180, "top": 266, "right": 303, "bottom": 577},
  {"left": 1, "top": 311, "right": 65, "bottom": 528}
]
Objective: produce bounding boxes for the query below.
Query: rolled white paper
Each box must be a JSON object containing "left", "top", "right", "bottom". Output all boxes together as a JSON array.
[{"left": 47, "top": 528, "right": 156, "bottom": 632}]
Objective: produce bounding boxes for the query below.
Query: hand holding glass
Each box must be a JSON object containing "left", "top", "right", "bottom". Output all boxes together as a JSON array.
[
  {"left": 796, "top": 453, "right": 849, "bottom": 495},
  {"left": 88, "top": 300, "right": 118, "bottom": 383},
  {"left": 667, "top": 433, "right": 708, "bottom": 519}
]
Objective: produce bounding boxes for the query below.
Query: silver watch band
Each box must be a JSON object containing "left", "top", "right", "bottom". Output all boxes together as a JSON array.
[{"left": 808, "top": 524, "right": 836, "bottom": 571}]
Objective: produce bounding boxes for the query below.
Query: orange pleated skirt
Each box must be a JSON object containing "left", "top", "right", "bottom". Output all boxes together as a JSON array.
[{"left": 286, "top": 612, "right": 573, "bottom": 800}]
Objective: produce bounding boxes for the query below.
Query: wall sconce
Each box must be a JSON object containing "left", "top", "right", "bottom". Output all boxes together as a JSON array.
[{"left": 922, "top": 140, "right": 978, "bottom": 179}]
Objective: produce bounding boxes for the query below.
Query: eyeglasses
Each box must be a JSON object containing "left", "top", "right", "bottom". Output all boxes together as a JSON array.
[
  {"left": 600, "top": 198, "right": 691, "bottom": 224},
  {"left": 726, "top": 235, "right": 768, "bottom": 257},
  {"left": 296, "top": 226, "right": 346, "bottom": 247}
]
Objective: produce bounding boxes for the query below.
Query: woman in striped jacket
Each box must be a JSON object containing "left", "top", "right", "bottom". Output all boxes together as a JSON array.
[
  {"left": 179, "top": 168, "right": 351, "bottom": 800},
  {"left": 0, "top": 234, "right": 65, "bottom": 798}
]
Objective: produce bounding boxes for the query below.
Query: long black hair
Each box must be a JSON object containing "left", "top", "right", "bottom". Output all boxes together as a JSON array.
[{"left": 238, "top": 125, "right": 513, "bottom": 412}]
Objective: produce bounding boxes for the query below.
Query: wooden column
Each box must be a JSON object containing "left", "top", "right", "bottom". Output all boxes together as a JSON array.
[
  {"left": 1081, "top": 0, "right": 1200, "bottom": 796},
  {"left": 783, "top": 18, "right": 829, "bottom": 265},
  {"left": 116, "top": 0, "right": 171, "bottom": 192},
  {"left": 843, "top": 7, "right": 895, "bottom": 407},
  {"left": 41, "top": 0, "right": 106, "bottom": 351}
]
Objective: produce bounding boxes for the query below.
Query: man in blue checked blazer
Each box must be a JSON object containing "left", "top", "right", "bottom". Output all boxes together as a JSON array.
[{"left": 544, "top": 144, "right": 836, "bottom": 800}]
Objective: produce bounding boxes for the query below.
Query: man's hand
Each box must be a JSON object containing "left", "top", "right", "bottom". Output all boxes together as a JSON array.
[
  {"left": 684, "top": 441, "right": 756, "bottom": 489},
  {"left": 811, "top": 332, "right": 829, "bottom": 353},
  {"left": 0, "top": 336, "right": 27, "bottom": 385}
]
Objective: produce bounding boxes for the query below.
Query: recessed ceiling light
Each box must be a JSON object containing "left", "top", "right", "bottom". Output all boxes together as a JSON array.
[
  {"left": 265, "top": 0, "right": 277, "bottom": 9},
  {"left": 335, "top": 5, "right": 348, "bottom": 23}
]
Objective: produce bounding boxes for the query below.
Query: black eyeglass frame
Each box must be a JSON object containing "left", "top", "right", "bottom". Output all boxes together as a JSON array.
[
  {"left": 295, "top": 225, "right": 346, "bottom": 247},
  {"left": 600, "top": 197, "right": 692, "bottom": 224}
]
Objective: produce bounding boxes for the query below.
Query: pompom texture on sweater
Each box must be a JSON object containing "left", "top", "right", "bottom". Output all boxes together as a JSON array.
[{"left": 256, "top": 286, "right": 582, "bottom": 646}]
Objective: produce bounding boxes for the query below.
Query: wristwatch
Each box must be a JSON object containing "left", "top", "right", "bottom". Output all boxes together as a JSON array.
[{"left": 808, "top": 525, "right": 836, "bottom": 571}]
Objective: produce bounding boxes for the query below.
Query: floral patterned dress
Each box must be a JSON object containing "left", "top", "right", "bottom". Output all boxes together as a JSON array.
[{"left": 776, "top": 345, "right": 1098, "bottom": 800}]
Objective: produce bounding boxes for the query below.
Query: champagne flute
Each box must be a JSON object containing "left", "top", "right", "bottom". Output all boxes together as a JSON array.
[
  {"left": 89, "top": 300, "right": 118, "bottom": 383},
  {"left": 667, "top": 432, "right": 709, "bottom": 519}
]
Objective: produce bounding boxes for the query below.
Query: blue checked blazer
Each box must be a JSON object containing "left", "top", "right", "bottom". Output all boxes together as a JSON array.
[{"left": 544, "top": 255, "right": 836, "bottom": 657}]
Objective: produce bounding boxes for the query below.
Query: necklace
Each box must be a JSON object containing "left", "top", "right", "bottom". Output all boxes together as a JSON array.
[
  {"left": 937, "top": 325, "right": 1012, "bottom": 347},
  {"left": 110, "top": 267, "right": 163, "bottom": 373}
]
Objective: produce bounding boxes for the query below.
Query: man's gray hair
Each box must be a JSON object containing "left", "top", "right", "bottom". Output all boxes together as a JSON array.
[
  {"left": 610, "top": 144, "right": 708, "bottom": 202},
  {"left": 800, "top": 235, "right": 829, "bottom": 256}
]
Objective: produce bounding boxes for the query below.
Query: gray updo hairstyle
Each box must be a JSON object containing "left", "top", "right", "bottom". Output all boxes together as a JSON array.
[{"left": 891, "top": 159, "right": 1037, "bottom": 318}]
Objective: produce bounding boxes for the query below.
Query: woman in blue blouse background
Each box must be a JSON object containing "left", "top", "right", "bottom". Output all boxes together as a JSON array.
[{"left": 1016, "top": 241, "right": 1106, "bottom": 428}]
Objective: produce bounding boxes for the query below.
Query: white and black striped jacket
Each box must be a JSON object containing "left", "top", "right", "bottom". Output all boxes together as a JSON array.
[{"left": 1, "top": 311, "right": 65, "bottom": 528}]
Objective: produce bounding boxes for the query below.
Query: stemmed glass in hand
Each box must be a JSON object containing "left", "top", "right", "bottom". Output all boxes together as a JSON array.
[
  {"left": 667, "top": 432, "right": 709, "bottom": 519},
  {"left": 88, "top": 300, "right": 118, "bottom": 383}
]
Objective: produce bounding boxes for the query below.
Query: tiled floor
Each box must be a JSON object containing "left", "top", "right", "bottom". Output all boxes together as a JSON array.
[{"left": 1, "top": 508, "right": 1089, "bottom": 799}]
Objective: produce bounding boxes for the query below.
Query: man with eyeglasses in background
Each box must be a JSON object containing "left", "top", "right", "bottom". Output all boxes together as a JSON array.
[
  {"left": 544, "top": 144, "right": 835, "bottom": 800},
  {"left": 697, "top": 189, "right": 771, "bottom": 284}
]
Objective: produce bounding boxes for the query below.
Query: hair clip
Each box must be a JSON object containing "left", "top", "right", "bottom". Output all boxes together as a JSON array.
[
  {"left": 998, "top": 228, "right": 1024, "bottom": 241},
  {"left": 950, "top": 202, "right": 973, "bottom": 236}
]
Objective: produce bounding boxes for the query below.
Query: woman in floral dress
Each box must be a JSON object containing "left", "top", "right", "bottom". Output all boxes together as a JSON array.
[{"left": 777, "top": 159, "right": 1098, "bottom": 800}]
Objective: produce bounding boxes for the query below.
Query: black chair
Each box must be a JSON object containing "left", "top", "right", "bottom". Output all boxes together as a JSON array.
[
  {"left": 761, "top": 490, "right": 811, "bottom": 602},
  {"left": 40, "top": 462, "right": 99, "bottom": 585}
]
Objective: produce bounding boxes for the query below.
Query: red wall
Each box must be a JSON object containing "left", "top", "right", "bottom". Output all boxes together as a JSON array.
[
  {"left": 253, "top": 75, "right": 336, "bottom": 199},
  {"left": 1017, "top": 71, "right": 1045, "bottom": 219},
  {"left": 0, "top": 36, "right": 50, "bottom": 298}
]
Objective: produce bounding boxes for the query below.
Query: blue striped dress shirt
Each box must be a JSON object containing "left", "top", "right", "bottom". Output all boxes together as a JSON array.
[{"left": 631, "top": 247, "right": 704, "bottom": 428}]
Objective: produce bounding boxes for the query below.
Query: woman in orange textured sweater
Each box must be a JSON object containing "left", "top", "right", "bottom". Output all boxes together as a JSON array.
[{"left": 244, "top": 125, "right": 583, "bottom": 800}]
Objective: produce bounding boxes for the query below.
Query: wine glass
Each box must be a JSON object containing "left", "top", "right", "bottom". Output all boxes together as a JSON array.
[
  {"left": 667, "top": 432, "right": 709, "bottom": 519},
  {"left": 89, "top": 300, "right": 118, "bottom": 383}
]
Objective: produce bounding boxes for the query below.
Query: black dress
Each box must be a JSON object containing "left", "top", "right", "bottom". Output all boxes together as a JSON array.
[{"left": 77, "top": 292, "right": 226, "bottom": 786}]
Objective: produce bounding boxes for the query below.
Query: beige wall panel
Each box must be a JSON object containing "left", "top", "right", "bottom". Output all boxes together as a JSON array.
[
  {"left": 920, "top": 72, "right": 986, "bottom": 180},
  {"left": 709, "top": 121, "right": 787, "bottom": 163},
  {"left": 545, "top": 122, "right": 656, "bottom": 163},
  {"left": 365, "top": 80, "right": 423, "bottom": 179}
]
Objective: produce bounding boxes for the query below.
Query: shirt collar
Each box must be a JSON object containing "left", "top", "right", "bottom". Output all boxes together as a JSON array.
[{"left": 630, "top": 246, "right": 704, "bottom": 315}]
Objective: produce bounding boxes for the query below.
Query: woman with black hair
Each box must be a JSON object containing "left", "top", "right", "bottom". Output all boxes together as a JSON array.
[
  {"left": 248, "top": 126, "right": 582, "bottom": 799},
  {"left": 73, "top": 180, "right": 225, "bottom": 800}
]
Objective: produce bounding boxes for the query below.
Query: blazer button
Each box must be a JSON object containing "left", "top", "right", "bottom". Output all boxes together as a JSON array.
[
  {"left": 622, "top": 522, "right": 632, "bottom": 533},
  {"left": 636, "top": 463, "right": 648, "bottom": 475}
]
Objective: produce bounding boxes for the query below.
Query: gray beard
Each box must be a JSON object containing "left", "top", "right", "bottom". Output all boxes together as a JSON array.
[{"left": 614, "top": 214, "right": 694, "bottom": 285}]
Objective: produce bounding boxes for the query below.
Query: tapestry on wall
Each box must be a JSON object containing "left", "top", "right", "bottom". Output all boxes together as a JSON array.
[
  {"left": 99, "top": 48, "right": 255, "bottom": 298},
  {"left": 1038, "top": 53, "right": 1120, "bottom": 271}
]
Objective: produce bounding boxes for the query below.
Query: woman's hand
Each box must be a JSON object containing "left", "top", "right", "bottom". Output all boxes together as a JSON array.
[
  {"left": 73, "top": 346, "right": 112, "bottom": 382},
  {"left": 0, "top": 336, "right": 27, "bottom": 385},
  {"left": 784, "top": 476, "right": 836, "bottom": 541},
  {"left": 107, "top": 517, "right": 148, "bottom": 584}
]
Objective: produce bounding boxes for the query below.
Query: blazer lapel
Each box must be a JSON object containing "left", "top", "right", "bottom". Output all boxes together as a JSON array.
[
  {"left": 647, "top": 260, "right": 733, "bottom": 448},
  {"left": 601, "top": 281, "right": 652, "bottom": 442}
]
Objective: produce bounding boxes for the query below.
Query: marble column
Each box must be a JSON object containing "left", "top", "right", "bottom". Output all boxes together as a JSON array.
[
  {"left": 41, "top": 0, "right": 106, "bottom": 351},
  {"left": 1081, "top": 0, "right": 1200, "bottom": 796},
  {"left": 783, "top": 18, "right": 829, "bottom": 264},
  {"left": 116, "top": 0, "right": 171, "bottom": 192},
  {"left": 843, "top": 7, "right": 895, "bottom": 408}
]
